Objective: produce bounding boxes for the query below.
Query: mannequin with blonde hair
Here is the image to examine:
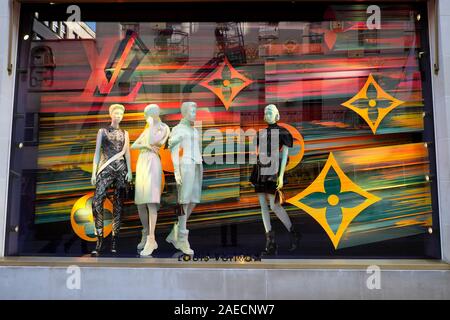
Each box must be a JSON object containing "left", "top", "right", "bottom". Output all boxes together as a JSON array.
[{"left": 90, "top": 103, "right": 133, "bottom": 256}]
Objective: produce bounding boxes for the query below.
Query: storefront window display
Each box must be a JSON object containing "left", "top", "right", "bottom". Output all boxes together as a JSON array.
[{"left": 6, "top": 2, "right": 440, "bottom": 258}]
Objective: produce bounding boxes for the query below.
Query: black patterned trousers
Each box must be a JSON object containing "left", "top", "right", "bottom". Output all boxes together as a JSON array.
[{"left": 92, "top": 161, "right": 127, "bottom": 237}]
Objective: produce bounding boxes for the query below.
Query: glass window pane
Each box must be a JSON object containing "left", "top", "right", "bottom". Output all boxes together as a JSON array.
[{"left": 8, "top": 2, "right": 439, "bottom": 259}]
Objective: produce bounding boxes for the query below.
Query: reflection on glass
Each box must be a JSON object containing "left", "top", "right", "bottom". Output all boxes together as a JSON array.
[{"left": 12, "top": 4, "right": 436, "bottom": 258}]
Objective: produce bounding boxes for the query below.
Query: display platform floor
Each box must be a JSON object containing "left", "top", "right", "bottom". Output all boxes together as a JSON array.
[
  {"left": 1, "top": 256, "right": 450, "bottom": 270},
  {"left": 1, "top": 257, "right": 449, "bottom": 299}
]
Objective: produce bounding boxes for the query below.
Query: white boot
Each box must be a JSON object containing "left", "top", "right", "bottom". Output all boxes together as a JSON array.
[
  {"left": 140, "top": 235, "right": 158, "bottom": 256},
  {"left": 166, "top": 222, "right": 179, "bottom": 249},
  {"left": 137, "top": 229, "right": 148, "bottom": 250},
  {"left": 177, "top": 229, "right": 194, "bottom": 255}
]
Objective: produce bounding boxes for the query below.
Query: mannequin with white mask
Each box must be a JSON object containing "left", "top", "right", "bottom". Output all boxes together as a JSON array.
[
  {"left": 250, "top": 104, "right": 301, "bottom": 255},
  {"left": 166, "top": 101, "right": 203, "bottom": 255},
  {"left": 131, "top": 104, "right": 170, "bottom": 256}
]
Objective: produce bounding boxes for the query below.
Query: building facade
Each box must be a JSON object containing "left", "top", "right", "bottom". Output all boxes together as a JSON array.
[{"left": 0, "top": 0, "right": 450, "bottom": 299}]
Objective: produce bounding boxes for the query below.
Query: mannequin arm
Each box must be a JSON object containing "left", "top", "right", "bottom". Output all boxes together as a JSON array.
[
  {"left": 170, "top": 142, "right": 182, "bottom": 185},
  {"left": 146, "top": 122, "right": 168, "bottom": 148},
  {"left": 277, "top": 145, "right": 289, "bottom": 189},
  {"left": 168, "top": 127, "right": 182, "bottom": 185},
  {"left": 131, "top": 130, "right": 147, "bottom": 150},
  {"left": 159, "top": 125, "right": 170, "bottom": 147},
  {"left": 151, "top": 124, "right": 170, "bottom": 148},
  {"left": 91, "top": 129, "right": 102, "bottom": 186},
  {"left": 125, "top": 131, "right": 133, "bottom": 182}
]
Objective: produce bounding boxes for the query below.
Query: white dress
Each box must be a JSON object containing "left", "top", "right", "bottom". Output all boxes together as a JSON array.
[{"left": 134, "top": 122, "right": 169, "bottom": 205}]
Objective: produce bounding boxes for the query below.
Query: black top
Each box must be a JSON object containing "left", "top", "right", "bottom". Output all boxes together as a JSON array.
[
  {"left": 256, "top": 123, "right": 293, "bottom": 158},
  {"left": 100, "top": 126, "right": 126, "bottom": 171},
  {"left": 250, "top": 123, "right": 293, "bottom": 194}
]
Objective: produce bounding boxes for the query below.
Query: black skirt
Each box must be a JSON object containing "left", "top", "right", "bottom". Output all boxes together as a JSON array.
[
  {"left": 250, "top": 123, "right": 293, "bottom": 194},
  {"left": 250, "top": 160, "right": 287, "bottom": 194}
]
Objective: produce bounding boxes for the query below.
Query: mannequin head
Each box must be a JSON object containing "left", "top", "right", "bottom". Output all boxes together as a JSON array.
[
  {"left": 181, "top": 101, "right": 197, "bottom": 122},
  {"left": 264, "top": 104, "right": 280, "bottom": 124},
  {"left": 144, "top": 103, "right": 160, "bottom": 121},
  {"left": 109, "top": 104, "right": 125, "bottom": 126}
]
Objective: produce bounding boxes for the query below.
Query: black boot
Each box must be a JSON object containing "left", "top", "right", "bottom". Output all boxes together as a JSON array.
[
  {"left": 111, "top": 235, "right": 118, "bottom": 254},
  {"left": 261, "top": 230, "right": 277, "bottom": 256},
  {"left": 91, "top": 236, "right": 103, "bottom": 257},
  {"left": 288, "top": 225, "right": 302, "bottom": 252}
]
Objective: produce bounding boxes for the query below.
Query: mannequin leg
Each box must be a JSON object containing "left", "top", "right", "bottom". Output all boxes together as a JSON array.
[
  {"left": 177, "top": 208, "right": 188, "bottom": 232},
  {"left": 109, "top": 170, "right": 127, "bottom": 254},
  {"left": 177, "top": 203, "right": 194, "bottom": 232},
  {"left": 92, "top": 190, "right": 106, "bottom": 237},
  {"left": 112, "top": 183, "right": 124, "bottom": 237},
  {"left": 268, "top": 194, "right": 301, "bottom": 251},
  {"left": 137, "top": 204, "right": 149, "bottom": 250},
  {"left": 268, "top": 193, "right": 292, "bottom": 231},
  {"left": 91, "top": 170, "right": 114, "bottom": 256},
  {"left": 141, "top": 204, "right": 159, "bottom": 256},
  {"left": 175, "top": 203, "right": 195, "bottom": 255},
  {"left": 258, "top": 193, "right": 277, "bottom": 255},
  {"left": 186, "top": 203, "right": 196, "bottom": 220},
  {"left": 257, "top": 193, "right": 272, "bottom": 233},
  {"left": 146, "top": 204, "right": 158, "bottom": 238},
  {"left": 92, "top": 172, "right": 114, "bottom": 237},
  {"left": 137, "top": 204, "right": 149, "bottom": 234}
]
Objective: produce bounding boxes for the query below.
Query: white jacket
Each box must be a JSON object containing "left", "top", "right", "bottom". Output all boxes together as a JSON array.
[{"left": 168, "top": 119, "right": 203, "bottom": 165}]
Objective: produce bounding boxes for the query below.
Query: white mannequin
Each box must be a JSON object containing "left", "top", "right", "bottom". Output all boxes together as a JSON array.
[
  {"left": 166, "top": 101, "right": 203, "bottom": 255},
  {"left": 131, "top": 104, "right": 170, "bottom": 256}
]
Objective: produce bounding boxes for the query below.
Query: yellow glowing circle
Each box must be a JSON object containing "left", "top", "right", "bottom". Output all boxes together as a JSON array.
[
  {"left": 327, "top": 194, "right": 339, "bottom": 206},
  {"left": 70, "top": 192, "right": 113, "bottom": 242},
  {"left": 368, "top": 99, "right": 377, "bottom": 107},
  {"left": 223, "top": 79, "right": 230, "bottom": 87}
]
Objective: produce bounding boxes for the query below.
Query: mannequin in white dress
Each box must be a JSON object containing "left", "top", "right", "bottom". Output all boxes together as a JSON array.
[{"left": 131, "top": 104, "right": 170, "bottom": 256}]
